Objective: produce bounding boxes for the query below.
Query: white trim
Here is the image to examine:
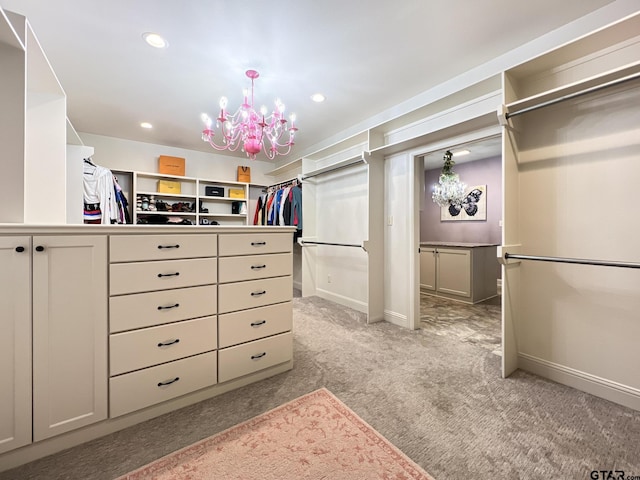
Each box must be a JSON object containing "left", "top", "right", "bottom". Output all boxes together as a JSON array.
[
  {"left": 384, "top": 309, "right": 409, "bottom": 329},
  {"left": 315, "top": 288, "right": 367, "bottom": 314},
  {"left": 518, "top": 353, "right": 640, "bottom": 411}
]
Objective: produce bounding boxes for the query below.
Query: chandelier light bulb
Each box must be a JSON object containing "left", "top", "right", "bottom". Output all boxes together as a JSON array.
[{"left": 200, "top": 70, "right": 298, "bottom": 160}]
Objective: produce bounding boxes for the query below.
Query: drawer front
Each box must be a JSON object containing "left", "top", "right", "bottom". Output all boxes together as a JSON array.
[
  {"left": 218, "top": 276, "right": 292, "bottom": 314},
  {"left": 110, "top": 351, "right": 217, "bottom": 418},
  {"left": 219, "top": 302, "right": 292, "bottom": 348},
  {"left": 218, "top": 253, "right": 292, "bottom": 283},
  {"left": 218, "top": 332, "right": 293, "bottom": 383},
  {"left": 110, "top": 258, "right": 217, "bottom": 295},
  {"left": 218, "top": 233, "right": 292, "bottom": 257},
  {"left": 110, "top": 234, "right": 217, "bottom": 263},
  {"left": 110, "top": 285, "right": 217, "bottom": 333},
  {"left": 110, "top": 316, "right": 217, "bottom": 376}
]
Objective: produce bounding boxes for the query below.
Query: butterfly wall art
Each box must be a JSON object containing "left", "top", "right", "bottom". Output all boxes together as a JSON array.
[{"left": 440, "top": 185, "right": 487, "bottom": 221}]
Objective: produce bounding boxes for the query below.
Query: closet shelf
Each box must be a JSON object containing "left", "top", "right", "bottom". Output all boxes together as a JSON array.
[
  {"left": 504, "top": 61, "right": 640, "bottom": 118},
  {"left": 136, "top": 191, "right": 196, "bottom": 199},
  {"left": 136, "top": 211, "right": 196, "bottom": 216}
]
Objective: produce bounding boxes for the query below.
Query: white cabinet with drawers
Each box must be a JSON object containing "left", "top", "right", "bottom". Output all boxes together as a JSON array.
[
  {"left": 217, "top": 232, "right": 294, "bottom": 383},
  {"left": 108, "top": 234, "right": 219, "bottom": 418},
  {"left": 0, "top": 226, "right": 294, "bottom": 469}
]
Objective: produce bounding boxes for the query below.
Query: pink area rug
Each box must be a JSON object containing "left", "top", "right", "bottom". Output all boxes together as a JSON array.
[{"left": 117, "top": 388, "right": 435, "bottom": 479}]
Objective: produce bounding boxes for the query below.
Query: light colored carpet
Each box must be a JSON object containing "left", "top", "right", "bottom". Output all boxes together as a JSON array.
[
  {"left": 1, "top": 295, "right": 639, "bottom": 479},
  {"left": 116, "top": 388, "right": 435, "bottom": 480}
]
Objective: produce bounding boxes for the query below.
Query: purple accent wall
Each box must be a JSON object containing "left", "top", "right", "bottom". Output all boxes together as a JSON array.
[{"left": 421, "top": 155, "right": 502, "bottom": 244}]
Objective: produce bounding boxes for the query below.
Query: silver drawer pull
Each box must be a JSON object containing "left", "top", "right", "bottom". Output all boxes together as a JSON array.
[
  {"left": 158, "top": 244, "right": 180, "bottom": 249},
  {"left": 251, "top": 241, "right": 266, "bottom": 246},
  {"left": 157, "top": 339, "right": 180, "bottom": 347},
  {"left": 157, "top": 303, "right": 180, "bottom": 310},
  {"left": 250, "top": 320, "right": 267, "bottom": 327},
  {"left": 158, "top": 272, "right": 180, "bottom": 278},
  {"left": 251, "top": 265, "right": 266, "bottom": 270},
  {"left": 251, "top": 352, "right": 267, "bottom": 360},
  {"left": 157, "top": 377, "right": 180, "bottom": 387},
  {"left": 251, "top": 290, "right": 266, "bottom": 297}
]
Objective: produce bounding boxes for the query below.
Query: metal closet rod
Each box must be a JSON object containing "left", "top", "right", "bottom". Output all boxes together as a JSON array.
[
  {"left": 505, "top": 71, "right": 640, "bottom": 119},
  {"left": 505, "top": 253, "right": 640, "bottom": 269}
]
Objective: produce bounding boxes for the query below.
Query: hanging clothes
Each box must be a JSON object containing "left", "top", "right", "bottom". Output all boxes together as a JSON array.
[
  {"left": 254, "top": 180, "right": 302, "bottom": 234},
  {"left": 83, "top": 158, "right": 119, "bottom": 224}
]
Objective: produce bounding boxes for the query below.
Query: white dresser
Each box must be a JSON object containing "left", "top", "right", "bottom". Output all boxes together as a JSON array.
[
  {"left": 108, "top": 234, "right": 219, "bottom": 417},
  {"left": 0, "top": 225, "right": 295, "bottom": 471},
  {"left": 217, "top": 233, "right": 294, "bottom": 383}
]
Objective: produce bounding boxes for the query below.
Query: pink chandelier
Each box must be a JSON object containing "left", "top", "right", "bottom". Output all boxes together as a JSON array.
[{"left": 200, "top": 69, "right": 298, "bottom": 160}]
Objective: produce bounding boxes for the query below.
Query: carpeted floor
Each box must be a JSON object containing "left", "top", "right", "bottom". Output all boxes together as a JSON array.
[{"left": 1, "top": 294, "right": 639, "bottom": 480}]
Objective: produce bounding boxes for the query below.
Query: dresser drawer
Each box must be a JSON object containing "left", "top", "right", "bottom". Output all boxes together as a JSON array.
[
  {"left": 110, "top": 258, "right": 217, "bottom": 295},
  {"left": 218, "top": 253, "right": 292, "bottom": 283},
  {"left": 110, "top": 316, "right": 217, "bottom": 376},
  {"left": 218, "top": 233, "right": 292, "bottom": 256},
  {"left": 110, "top": 351, "right": 217, "bottom": 418},
  {"left": 110, "top": 285, "right": 217, "bottom": 333},
  {"left": 219, "top": 302, "right": 292, "bottom": 348},
  {"left": 218, "top": 276, "right": 292, "bottom": 314},
  {"left": 218, "top": 332, "right": 292, "bottom": 383},
  {"left": 110, "top": 234, "right": 217, "bottom": 263}
]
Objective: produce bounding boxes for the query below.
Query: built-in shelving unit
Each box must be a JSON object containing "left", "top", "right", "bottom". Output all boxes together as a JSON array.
[{"left": 128, "top": 171, "right": 264, "bottom": 226}]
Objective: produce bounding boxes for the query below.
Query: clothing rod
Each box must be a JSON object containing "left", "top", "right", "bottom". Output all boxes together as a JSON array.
[
  {"left": 505, "top": 253, "right": 640, "bottom": 269},
  {"left": 505, "top": 71, "right": 640, "bottom": 119},
  {"left": 301, "top": 157, "right": 366, "bottom": 180},
  {"left": 299, "top": 240, "right": 364, "bottom": 250}
]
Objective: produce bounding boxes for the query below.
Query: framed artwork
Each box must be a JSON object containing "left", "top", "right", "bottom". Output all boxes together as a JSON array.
[{"left": 441, "top": 185, "right": 487, "bottom": 221}]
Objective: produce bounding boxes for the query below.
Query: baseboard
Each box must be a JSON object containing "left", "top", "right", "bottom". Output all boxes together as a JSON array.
[
  {"left": 0, "top": 362, "right": 293, "bottom": 472},
  {"left": 518, "top": 353, "right": 640, "bottom": 411},
  {"left": 384, "top": 309, "right": 409, "bottom": 328},
  {"left": 315, "top": 288, "right": 367, "bottom": 314}
]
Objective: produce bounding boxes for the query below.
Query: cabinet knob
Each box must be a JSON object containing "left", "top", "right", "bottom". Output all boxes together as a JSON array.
[
  {"left": 251, "top": 241, "right": 266, "bottom": 246},
  {"left": 251, "top": 352, "right": 267, "bottom": 360},
  {"left": 251, "top": 290, "right": 267, "bottom": 297},
  {"left": 15, "top": 246, "right": 25, "bottom": 253},
  {"left": 35, "top": 245, "right": 45, "bottom": 252}
]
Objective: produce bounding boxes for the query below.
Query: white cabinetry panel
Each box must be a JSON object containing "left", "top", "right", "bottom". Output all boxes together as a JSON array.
[
  {"left": 0, "top": 236, "right": 32, "bottom": 454},
  {"left": 32, "top": 235, "right": 108, "bottom": 441}
]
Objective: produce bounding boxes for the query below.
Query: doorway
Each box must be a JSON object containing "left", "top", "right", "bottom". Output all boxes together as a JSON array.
[{"left": 414, "top": 133, "right": 503, "bottom": 350}]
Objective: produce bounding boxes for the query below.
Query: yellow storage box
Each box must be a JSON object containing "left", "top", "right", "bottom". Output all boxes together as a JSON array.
[
  {"left": 228, "top": 188, "right": 245, "bottom": 199},
  {"left": 157, "top": 180, "right": 181, "bottom": 194}
]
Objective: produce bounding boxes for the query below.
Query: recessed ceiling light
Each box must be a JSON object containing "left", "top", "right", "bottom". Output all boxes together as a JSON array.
[
  {"left": 142, "top": 32, "right": 168, "bottom": 49},
  {"left": 140, "top": 122, "right": 153, "bottom": 129},
  {"left": 452, "top": 149, "right": 470, "bottom": 157},
  {"left": 311, "top": 93, "right": 326, "bottom": 103}
]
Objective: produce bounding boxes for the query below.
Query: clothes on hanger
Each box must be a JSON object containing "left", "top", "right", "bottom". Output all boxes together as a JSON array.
[
  {"left": 254, "top": 179, "right": 302, "bottom": 234},
  {"left": 83, "top": 158, "right": 125, "bottom": 224}
]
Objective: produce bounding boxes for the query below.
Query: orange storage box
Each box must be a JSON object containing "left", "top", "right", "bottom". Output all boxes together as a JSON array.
[{"left": 158, "top": 155, "right": 186, "bottom": 176}]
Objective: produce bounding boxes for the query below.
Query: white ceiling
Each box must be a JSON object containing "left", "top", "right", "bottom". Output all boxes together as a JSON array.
[{"left": 1, "top": 0, "right": 615, "bottom": 162}]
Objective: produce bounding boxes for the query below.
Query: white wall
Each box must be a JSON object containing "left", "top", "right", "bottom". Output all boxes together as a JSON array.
[
  {"left": 383, "top": 152, "right": 413, "bottom": 327},
  {"left": 308, "top": 164, "right": 369, "bottom": 311},
  {"left": 78, "top": 133, "right": 275, "bottom": 186}
]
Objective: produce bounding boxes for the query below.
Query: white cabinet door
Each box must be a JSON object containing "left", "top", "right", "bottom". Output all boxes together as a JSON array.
[
  {"left": 419, "top": 247, "right": 436, "bottom": 291},
  {"left": 0, "top": 236, "right": 32, "bottom": 454},
  {"left": 32, "top": 235, "right": 108, "bottom": 441},
  {"left": 436, "top": 248, "right": 471, "bottom": 298}
]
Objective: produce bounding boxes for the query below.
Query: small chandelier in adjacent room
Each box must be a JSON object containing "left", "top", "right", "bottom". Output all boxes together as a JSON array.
[
  {"left": 200, "top": 69, "right": 298, "bottom": 160},
  {"left": 432, "top": 150, "right": 467, "bottom": 207}
]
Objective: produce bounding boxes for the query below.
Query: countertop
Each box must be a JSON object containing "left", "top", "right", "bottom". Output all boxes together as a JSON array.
[
  {"left": 420, "top": 241, "right": 499, "bottom": 248},
  {"left": 0, "top": 224, "right": 296, "bottom": 235}
]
